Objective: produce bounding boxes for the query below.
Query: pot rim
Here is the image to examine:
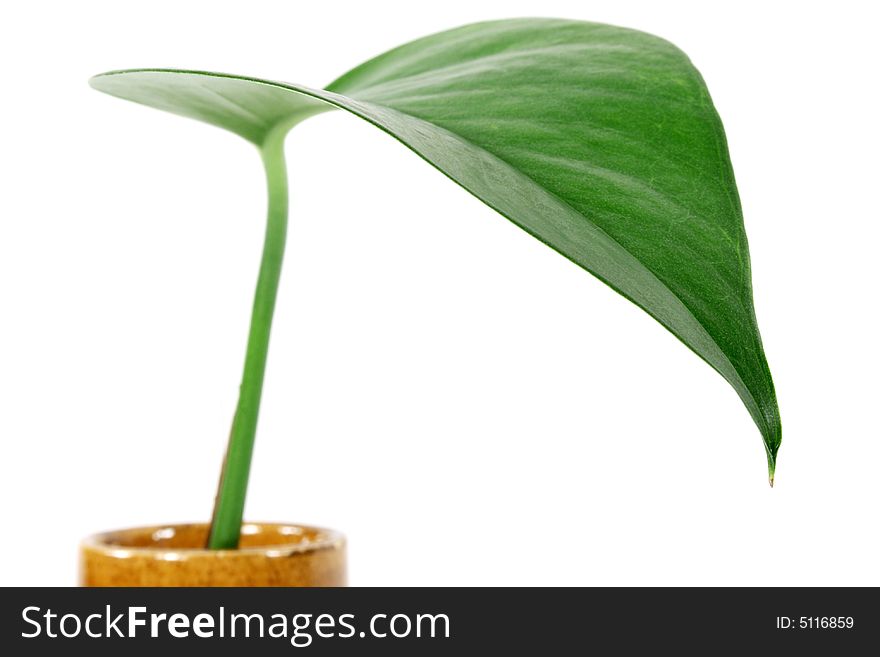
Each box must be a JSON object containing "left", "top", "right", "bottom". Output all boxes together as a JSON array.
[{"left": 81, "top": 521, "right": 345, "bottom": 558}]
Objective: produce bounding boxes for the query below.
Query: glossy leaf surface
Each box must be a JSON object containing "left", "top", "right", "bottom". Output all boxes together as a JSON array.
[{"left": 91, "top": 18, "right": 780, "bottom": 483}]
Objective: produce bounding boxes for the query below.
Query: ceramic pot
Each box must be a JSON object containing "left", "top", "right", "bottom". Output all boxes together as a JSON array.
[{"left": 80, "top": 522, "right": 346, "bottom": 586}]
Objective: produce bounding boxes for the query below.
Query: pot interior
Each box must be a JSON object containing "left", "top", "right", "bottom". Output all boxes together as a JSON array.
[{"left": 94, "top": 523, "right": 333, "bottom": 551}]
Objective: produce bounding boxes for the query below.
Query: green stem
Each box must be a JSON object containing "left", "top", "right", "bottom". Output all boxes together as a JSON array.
[{"left": 207, "top": 134, "right": 289, "bottom": 549}]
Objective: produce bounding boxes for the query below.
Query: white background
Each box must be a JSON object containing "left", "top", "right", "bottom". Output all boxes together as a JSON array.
[{"left": 1, "top": 1, "right": 877, "bottom": 586}]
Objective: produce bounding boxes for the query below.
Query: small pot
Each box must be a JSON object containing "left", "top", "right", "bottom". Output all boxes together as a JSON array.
[{"left": 80, "top": 522, "right": 346, "bottom": 586}]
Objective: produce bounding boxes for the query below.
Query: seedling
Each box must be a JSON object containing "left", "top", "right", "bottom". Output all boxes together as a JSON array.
[{"left": 91, "top": 18, "right": 781, "bottom": 549}]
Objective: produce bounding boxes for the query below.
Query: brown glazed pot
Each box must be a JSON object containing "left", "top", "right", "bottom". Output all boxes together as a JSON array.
[{"left": 80, "top": 523, "right": 346, "bottom": 586}]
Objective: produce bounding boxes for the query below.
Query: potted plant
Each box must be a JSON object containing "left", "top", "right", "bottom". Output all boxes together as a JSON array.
[{"left": 82, "top": 17, "right": 780, "bottom": 586}]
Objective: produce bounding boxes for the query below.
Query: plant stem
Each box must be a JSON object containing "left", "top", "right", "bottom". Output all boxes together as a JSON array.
[{"left": 207, "top": 134, "right": 289, "bottom": 549}]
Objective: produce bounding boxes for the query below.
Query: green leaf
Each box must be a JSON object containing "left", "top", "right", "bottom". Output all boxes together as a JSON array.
[{"left": 91, "top": 17, "right": 781, "bottom": 541}]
